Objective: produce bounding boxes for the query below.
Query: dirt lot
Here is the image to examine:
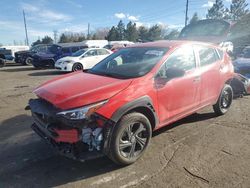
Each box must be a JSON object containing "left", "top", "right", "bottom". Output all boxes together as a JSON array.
[{"left": 0, "top": 64, "right": 250, "bottom": 188}]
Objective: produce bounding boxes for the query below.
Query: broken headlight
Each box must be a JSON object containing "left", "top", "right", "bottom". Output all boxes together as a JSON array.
[{"left": 56, "top": 100, "right": 107, "bottom": 120}]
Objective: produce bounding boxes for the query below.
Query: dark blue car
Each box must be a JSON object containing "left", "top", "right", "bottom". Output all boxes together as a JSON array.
[
  {"left": 234, "top": 46, "right": 250, "bottom": 79},
  {"left": 31, "top": 43, "right": 87, "bottom": 68}
]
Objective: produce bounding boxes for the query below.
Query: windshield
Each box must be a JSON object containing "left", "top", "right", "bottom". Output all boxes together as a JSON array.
[
  {"left": 180, "top": 20, "right": 230, "bottom": 38},
  {"left": 88, "top": 47, "right": 168, "bottom": 79},
  {"left": 72, "top": 49, "right": 87, "bottom": 57}
]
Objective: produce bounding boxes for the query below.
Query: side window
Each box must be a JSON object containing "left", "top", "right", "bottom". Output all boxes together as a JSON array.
[
  {"left": 165, "top": 46, "right": 196, "bottom": 71},
  {"left": 97, "top": 49, "right": 109, "bottom": 55},
  {"left": 71, "top": 47, "right": 79, "bottom": 53},
  {"left": 62, "top": 48, "right": 70, "bottom": 54},
  {"left": 198, "top": 46, "right": 218, "bottom": 66},
  {"left": 158, "top": 46, "right": 195, "bottom": 78},
  {"left": 85, "top": 50, "right": 97, "bottom": 57}
]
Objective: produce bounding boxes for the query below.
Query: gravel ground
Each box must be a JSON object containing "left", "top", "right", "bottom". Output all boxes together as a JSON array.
[{"left": 0, "top": 64, "right": 250, "bottom": 188}]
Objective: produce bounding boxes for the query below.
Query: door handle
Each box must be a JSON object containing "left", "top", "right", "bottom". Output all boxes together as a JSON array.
[{"left": 193, "top": 76, "right": 201, "bottom": 82}]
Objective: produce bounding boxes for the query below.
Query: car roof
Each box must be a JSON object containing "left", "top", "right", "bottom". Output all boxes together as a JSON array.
[{"left": 130, "top": 40, "right": 216, "bottom": 49}]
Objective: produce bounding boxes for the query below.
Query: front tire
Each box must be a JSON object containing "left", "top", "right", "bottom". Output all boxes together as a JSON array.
[
  {"left": 213, "top": 84, "right": 233, "bottom": 116},
  {"left": 108, "top": 112, "right": 152, "bottom": 165},
  {"left": 72, "top": 63, "right": 83, "bottom": 72},
  {"left": 23, "top": 57, "right": 33, "bottom": 65},
  {"left": 0, "top": 59, "right": 5, "bottom": 67}
]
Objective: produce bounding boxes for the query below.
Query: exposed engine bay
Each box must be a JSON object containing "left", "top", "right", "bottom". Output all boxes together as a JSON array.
[{"left": 27, "top": 98, "right": 112, "bottom": 161}]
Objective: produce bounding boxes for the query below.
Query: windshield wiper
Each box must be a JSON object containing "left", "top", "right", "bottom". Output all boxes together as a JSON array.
[{"left": 87, "top": 70, "right": 128, "bottom": 79}]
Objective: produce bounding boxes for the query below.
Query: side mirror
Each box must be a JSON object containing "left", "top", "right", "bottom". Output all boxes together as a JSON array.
[{"left": 165, "top": 67, "right": 185, "bottom": 79}]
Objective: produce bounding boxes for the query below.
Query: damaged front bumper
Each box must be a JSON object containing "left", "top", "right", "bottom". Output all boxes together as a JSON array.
[{"left": 28, "top": 98, "right": 114, "bottom": 161}]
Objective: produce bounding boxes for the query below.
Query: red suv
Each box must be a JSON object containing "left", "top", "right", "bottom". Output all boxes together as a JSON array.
[{"left": 28, "top": 41, "right": 234, "bottom": 165}]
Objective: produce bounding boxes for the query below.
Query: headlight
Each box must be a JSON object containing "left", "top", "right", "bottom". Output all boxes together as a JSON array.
[
  {"left": 64, "top": 60, "right": 73, "bottom": 63},
  {"left": 56, "top": 100, "right": 108, "bottom": 120}
]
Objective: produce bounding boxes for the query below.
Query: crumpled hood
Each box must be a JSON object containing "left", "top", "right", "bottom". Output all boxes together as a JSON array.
[
  {"left": 57, "top": 56, "right": 79, "bottom": 62},
  {"left": 34, "top": 72, "right": 132, "bottom": 110}
]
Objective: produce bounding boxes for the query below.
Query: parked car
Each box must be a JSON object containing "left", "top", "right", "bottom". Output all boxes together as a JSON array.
[
  {"left": 15, "top": 44, "right": 49, "bottom": 65},
  {"left": 231, "top": 73, "right": 250, "bottom": 97},
  {"left": 28, "top": 40, "right": 234, "bottom": 165},
  {"left": 31, "top": 43, "right": 87, "bottom": 68},
  {"left": 0, "top": 58, "right": 5, "bottom": 68},
  {"left": 233, "top": 46, "right": 250, "bottom": 78},
  {"left": 0, "top": 48, "right": 13, "bottom": 61},
  {"left": 231, "top": 47, "right": 250, "bottom": 97},
  {"left": 55, "top": 48, "right": 112, "bottom": 72},
  {"left": 179, "top": 19, "right": 234, "bottom": 54},
  {"left": 0, "top": 46, "right": 29, "bottom": 62}
]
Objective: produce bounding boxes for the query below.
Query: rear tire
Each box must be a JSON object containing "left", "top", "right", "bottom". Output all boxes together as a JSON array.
[
  {"left": 213, "top": 84, "right": 233, "bottom": 116},
  {"left": 72, "top": 63, "right": 83, "bottom": 72},
  {"left": 108, "top": 112, "right": 152, "bottom": 165}
]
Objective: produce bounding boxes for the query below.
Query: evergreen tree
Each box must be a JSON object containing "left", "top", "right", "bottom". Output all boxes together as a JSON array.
[
  {"left": 147, "top": 25, "right": 163, "bottom": 41},
  {"left": 138, "top": 26, "right": 149, "bottom": 42},
  {"left": 59, "top": 33, "right": 68, "bottom": 43},
  {"left": 125, "top": 21, "right": 138, "bottom": 42},
  {"left": 116, "top": 20, "right": 126, "bottom": 40},
  {"left": 164, "top": 29, "right": 180, "bottom": 40},
  {"left": 31, "top": 39, "right": 42, "bottom": 46},
  {"left": 206, "top": 0, "right": 225, "bottom": 19},
  {"left": 189, "top": 12, "right": 199, "bottom": 24},
  {"left": 106, "top": 26, "right": 119, "bottom": 41},
  {"left": 230, "top": 0, "right": 249, "bottom": 21},
  {"left": 41, "top": 36, "right": 53, "bottom": 44}
]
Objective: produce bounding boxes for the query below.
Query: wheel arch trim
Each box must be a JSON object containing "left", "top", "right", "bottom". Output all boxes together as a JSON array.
[{"left": 110, "top": 96, "right": 159, "bottom": 129}]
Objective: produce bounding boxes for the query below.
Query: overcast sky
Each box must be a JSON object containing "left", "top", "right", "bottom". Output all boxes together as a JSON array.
[{"left": 0, "top": 0, "right": 248, "bottom": 45}]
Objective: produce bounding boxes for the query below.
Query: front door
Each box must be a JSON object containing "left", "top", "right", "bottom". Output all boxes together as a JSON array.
[{"left": 155, "top": 45, "right": 201, "bottom": 126}]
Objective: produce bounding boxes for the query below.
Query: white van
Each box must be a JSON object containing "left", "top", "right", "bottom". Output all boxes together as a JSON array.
[{"left": 82, "top": 40, "right": 108, "bottom": 48}]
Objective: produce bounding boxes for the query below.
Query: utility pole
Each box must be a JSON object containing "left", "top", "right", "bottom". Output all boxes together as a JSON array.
[
  {"left": 87, "top": 23, "right": 90, "bottom": 39},
  {"left": 23, "top": 10, "right": 29, "bottom": 46},
  {"left": 53, "top": 30, "right": 58, "bottom": 44},
  {"left": 185, "top": 0, "right": 189, "bottom": 26}
]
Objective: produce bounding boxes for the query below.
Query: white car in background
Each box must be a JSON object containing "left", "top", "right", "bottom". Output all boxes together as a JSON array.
[{"left": 55, "top": 48, "right": 112, "bottom": 72}]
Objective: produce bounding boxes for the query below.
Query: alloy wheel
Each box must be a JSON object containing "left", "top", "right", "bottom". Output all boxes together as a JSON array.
[{"left": 119, "top": 122, "right": 149, "bottom": 159}]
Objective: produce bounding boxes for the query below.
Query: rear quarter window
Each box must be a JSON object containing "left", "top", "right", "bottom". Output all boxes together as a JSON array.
[{"left": 197, "top": 46, "right": 219, "bottom": 66}]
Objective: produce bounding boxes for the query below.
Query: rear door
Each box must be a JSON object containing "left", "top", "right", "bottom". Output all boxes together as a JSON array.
[
  {"left": 155, "top": 45, "right": 201, "bottom": 125},
  {"left": 194, "top": 45, "right": 223, "bottom": 106}
]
